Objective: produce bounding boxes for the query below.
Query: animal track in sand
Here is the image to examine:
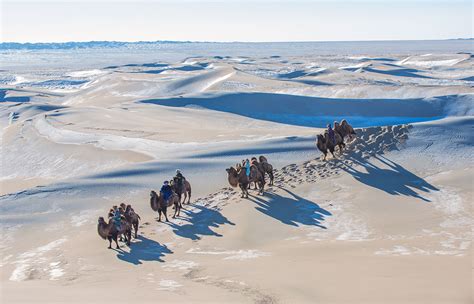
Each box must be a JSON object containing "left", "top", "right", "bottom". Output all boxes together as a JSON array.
[{"left": 272, "top": 124, "right": 411, "bottom": 188}]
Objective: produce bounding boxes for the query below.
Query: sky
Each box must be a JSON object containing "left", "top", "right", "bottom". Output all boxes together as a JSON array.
[{"left": 1, "top": 0, "right": 472, "bottom": 43}]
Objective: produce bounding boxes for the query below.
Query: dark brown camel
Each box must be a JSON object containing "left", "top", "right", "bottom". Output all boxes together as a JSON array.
[
  {"left": 171, "top": 178, "right": 192, "bottom": 205},
  {"left": 258, "top": 155, "right": 274, "bottom": 186}
]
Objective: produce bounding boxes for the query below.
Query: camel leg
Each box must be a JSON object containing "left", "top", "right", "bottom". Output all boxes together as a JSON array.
[
  {"left": 164, "top": 207, "right": 170, "bottom": 222},
  {"left": 173, "top": 204, "right": 177, "bottom": 218},
  {"left": 187, "top": 190, "right": 191, "bottom": 204},
  {"left": 240, "top": 184, "right": 245, "bottom": 197},
  {"left": 158, "top": 210, "right": 162, "bottom": 222},
  {"left": 108, "top": 237, "right": 112, "bottom": 249},
  {"left": 114, "top": 235, "right": 120, "bottom": 249},
  {"left": 134, "top": 223, "right": 138, "bottom": 238}
]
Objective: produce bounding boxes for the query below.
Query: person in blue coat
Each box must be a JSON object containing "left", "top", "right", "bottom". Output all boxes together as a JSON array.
[
  {"left": 160, "top": 180, "right": 173, "bottom": 202},
  {"left": 245, "top": 159, "right": 251, "bottom": 177}
]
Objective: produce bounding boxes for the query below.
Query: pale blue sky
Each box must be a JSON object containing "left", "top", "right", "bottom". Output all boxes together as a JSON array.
[{"left": 1, "top": 0, "right": 472, "bottom": 42}]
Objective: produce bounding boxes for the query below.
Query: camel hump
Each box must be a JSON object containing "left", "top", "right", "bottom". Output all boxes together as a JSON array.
[{"left": 259, "top": 155, "right": 268, "bottom": 163}]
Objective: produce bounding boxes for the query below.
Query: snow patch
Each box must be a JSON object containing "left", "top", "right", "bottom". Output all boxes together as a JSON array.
[
  {"left": 9, "top": 238, "right": 67, "bottom": 281},
  {"left": 157, "top": 279, "right": 182, "bottom": 291},
  {"left": 186, "top": 248, "right": 270, "bottom": 260},
  {"left": 162, "top": 260, "right": 198, "bottom": 272}
]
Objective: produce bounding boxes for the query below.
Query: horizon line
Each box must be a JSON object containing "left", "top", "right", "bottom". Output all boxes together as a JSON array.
[{"left": 1, "top": 38, "right": 473, "bottom": 45}]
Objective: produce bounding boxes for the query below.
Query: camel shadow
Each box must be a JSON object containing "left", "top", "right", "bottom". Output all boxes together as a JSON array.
[
  {"left": 339, "top": 154, "right": 439, "bottom": 202},
  {"left": 166, "top": 205, "right": 235, "bottom": 240},
  {"left": 248, "top": 188, "right": 331, "bottom": 229},
  {"left": 115, "top": 235, "right": 173, "bottom": 265}
]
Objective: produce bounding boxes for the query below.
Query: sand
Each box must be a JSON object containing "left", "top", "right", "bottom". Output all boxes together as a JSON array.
[{"left": 0, "top": 48, "right": 472, "bottom": 303}]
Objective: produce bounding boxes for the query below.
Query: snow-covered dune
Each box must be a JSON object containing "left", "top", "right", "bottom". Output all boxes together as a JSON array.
[{"left": 0, "top": 43, "right": 473, "bottom": 303}]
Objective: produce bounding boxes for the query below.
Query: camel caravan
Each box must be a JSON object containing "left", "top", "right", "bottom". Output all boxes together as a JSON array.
[
  {"left": 97, "top": 121, "right": 356, "bottom": 249},
  {"left": 148, "top": 169, "right": 192, "bottom": 222},
  {"left": 316, "top": 119, "right": 356, "bottom": 160},
  {"left": 97, "top": 170, "right": 191, "bottom": 249},
  {"left": 226, "top": 156, "right": 274, "bottom": 198},
  {"left": 97, "top": 203, "right": 141, "bottom": 249}
]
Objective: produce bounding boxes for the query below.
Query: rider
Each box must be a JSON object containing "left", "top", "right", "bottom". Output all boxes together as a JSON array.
[
  {"left": 113, "top": 208, "right": 122, "bottom": 230},
  {"left": 160, "top": 180, "right": 173, "bottom": 203},
  {"left": 327, "top": 123, "right": 336, "bottom": 145},
  {"left": 245, "top": 159, "right": 251, "bottom": 177},
  {"left": 174, "top": 169, "right": 185, "bottom": 188}
]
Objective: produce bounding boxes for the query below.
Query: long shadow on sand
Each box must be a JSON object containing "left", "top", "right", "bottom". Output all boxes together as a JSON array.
[
  {"left": 339, "top": 154, "right": 439, "bottom": 202},
  {"left": 166, "top": 205, "right": 235, "bottom": 240},
  {"left": 116, "top": 235, "right": 173, "bottom": 265},
  {"left": 248, "top": 188, "right": 331, "bottom": 229}
]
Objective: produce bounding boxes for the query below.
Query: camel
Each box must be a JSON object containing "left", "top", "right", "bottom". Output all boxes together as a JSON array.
[
  {"left": 334, "top": 121, "right": 344, "bottom": 141},
  {"left": 227, "top": 163, "right": 265, "bottom": 197},
  {"left": 316, "top": 134, "right": 331, "bottom": 161},
  {"left": 171, "top": 178, "right": 192, "bottom": 205},
  {"left": 250, "top": 157, "right": 262, "bottom": 190},
  {"left": 316, "top": 131, "right": 345, "bottom": 160},
  {"left": 124, "top": 204, "right": 141, "bottom": 238},
  {"left": 258, "top": 155, "right": 274, "bottom": 186},
  {"left": 150, "top": 190, "right": 180, "bottom": 222},
  {"left": 226, "top": 166, "right": 250, "bottom": 198},
  {"left": 97, "top": 216, "right": 131, "bottom": 249},
  {"left": 340, "top": 119, "right": 356, "bottom": 140},
  {"left": 324, "top": 130, "right": 345, "bottom": 157}
]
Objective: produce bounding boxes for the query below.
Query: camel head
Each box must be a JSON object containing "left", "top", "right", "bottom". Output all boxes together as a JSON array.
[
  {"left": 150, "top": 190, "right": 157, "bottom": 197},
  {"left": 226, "top": 167, "right": 239, "bottom": 187},
  {"left": 98, "top": 217, "right": 106, "bottom": 224}
]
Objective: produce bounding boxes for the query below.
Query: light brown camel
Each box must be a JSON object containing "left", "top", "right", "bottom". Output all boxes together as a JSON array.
[
  {"left": 97, "top": 216, "right": 131, "bottom": 249},
  {"left": 227, "top": 164, "right": 265, "bottom": 197},
  {"left": 340, "top": 119, "right": 356, "bottom": 140},
  {"left": 150, "top": 190, "right": 180, "bottom": 222}
]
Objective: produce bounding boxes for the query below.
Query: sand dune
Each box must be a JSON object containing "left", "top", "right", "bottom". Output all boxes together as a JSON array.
[{"left": 0, "top": 45, "right": 472, "bottom": 303}]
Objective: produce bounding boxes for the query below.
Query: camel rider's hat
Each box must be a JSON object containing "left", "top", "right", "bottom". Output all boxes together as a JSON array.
[
  {"left": 176, "top": 169, "right": 181, "bottom": 174},
  {"left": 164, "top": 180, "right": 169, "bottom": 185}
]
